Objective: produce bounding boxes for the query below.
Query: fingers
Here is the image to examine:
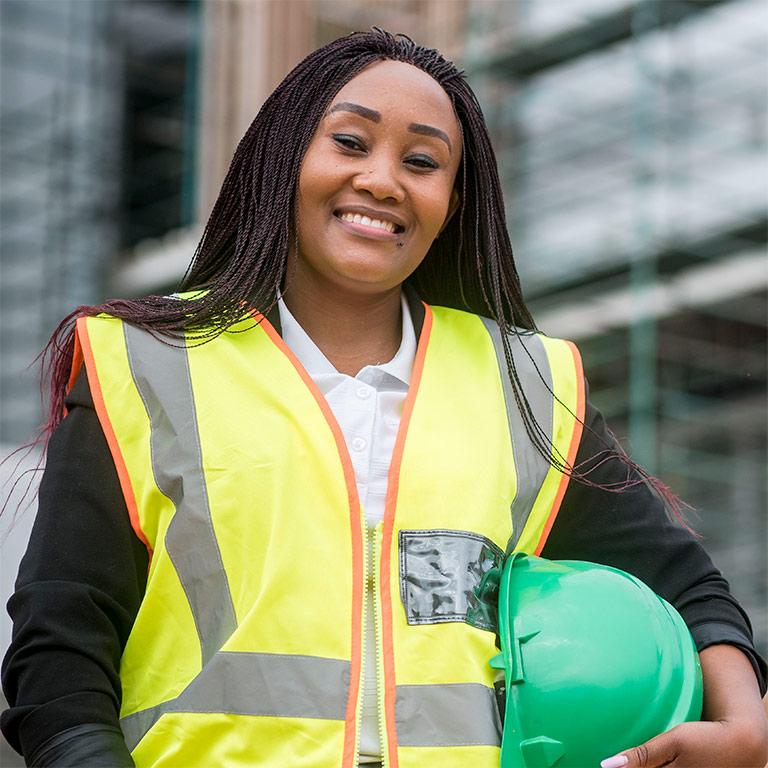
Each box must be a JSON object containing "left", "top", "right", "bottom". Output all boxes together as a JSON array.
[
  {"left": 601, "top": 730, "right": 678, "bottom": 768},
  {"left": 602, "top": 719, "right": 768, "bottom": 768},
  {"left": 600, "top": 755, "right": 629, "bottom": 768}
]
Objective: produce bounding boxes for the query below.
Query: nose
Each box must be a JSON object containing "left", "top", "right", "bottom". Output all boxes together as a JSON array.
[{"left": 350, "top": 155, "right": 405, "bottom": 203}]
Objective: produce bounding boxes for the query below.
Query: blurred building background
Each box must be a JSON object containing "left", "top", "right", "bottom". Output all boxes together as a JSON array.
[{"left": 1, "top": 0, "right": 766, "bottom": 759}]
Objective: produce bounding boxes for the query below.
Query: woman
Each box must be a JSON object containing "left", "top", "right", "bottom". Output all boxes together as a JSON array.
[{"left": 2, "top": 28, "right": 766, "bottom": 768}]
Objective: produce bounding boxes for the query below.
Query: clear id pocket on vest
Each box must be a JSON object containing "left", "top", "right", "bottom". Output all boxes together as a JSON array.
[{"left": 398, "top": 529, "right": 504, "bottom": 631}]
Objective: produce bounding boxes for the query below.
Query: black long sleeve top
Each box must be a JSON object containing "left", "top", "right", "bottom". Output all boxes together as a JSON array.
[{"left": 2, "top": 366, "right": 766, "bottom": 765}]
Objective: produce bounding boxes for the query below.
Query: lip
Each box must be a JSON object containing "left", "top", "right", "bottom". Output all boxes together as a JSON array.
[
  {"left": 333, "top": 213, "right": 402, "bottom": 241},
  {"left": 333, "top": 204, "right": 407, "bottom": 233}
]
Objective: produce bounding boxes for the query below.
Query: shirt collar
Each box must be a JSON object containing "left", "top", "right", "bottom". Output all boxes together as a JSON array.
[{"left": 277, "top": 292, "right": 415, "bottom": 387}]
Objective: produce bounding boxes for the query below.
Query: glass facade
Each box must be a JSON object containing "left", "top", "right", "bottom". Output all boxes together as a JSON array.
[
  {"left": 0, "top": 0, "right": 123, "bottom": 444},
  {"left": 0, "top": 0, "right": 199, "bottom": 445}
]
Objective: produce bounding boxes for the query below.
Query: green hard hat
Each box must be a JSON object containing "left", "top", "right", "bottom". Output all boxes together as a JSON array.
[{"left": 489, "top": 553, "right": 703, "bottom": 768}]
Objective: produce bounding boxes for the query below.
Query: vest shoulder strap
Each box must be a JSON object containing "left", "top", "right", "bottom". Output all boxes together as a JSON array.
[{"left": 475, "top": 316, "right": 585, "bottom": 555}]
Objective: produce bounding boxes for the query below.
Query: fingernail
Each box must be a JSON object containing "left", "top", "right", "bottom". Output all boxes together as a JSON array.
[{"left": 600, "top": 756, "right": 629, "bottom": 768}]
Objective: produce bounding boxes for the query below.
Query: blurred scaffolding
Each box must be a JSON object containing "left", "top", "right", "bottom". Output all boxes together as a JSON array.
[
  {"left": 1, "top": 0, "right": 766, "bottom": 671},
  {"left": 462, "top": 0, "right": 768, "bottom": 646}
]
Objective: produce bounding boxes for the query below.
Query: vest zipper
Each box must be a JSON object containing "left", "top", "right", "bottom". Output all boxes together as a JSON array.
[
  {"left": 355, "top": 522, "right": 389, "bottom": 767},
  {"left": 354, "top": 510, "right": 370, "bottom": 766},
  {"left": 373, "top": 521, "right": 389, "bottom": 768}
]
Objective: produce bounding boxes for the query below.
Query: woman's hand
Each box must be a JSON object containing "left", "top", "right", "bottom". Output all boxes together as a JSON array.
[
  {"left": 600, "top": 645, "right": 768, "bottom": 768},
  {"left": 601, "top": 720, "right": 766, "bottom": 768}
]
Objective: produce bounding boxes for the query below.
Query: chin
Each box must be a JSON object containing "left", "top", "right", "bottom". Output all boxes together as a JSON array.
[
  {"left": 335, "top": 273, "right": 403, "bottom": 295},
  {"left": 327, "top": 255, "right": 405, "bottom": 289}
]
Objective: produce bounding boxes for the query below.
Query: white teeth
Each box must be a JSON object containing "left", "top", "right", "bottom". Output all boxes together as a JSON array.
[{"left": 338, "top": 211, "right": 397, "bottom": 233}]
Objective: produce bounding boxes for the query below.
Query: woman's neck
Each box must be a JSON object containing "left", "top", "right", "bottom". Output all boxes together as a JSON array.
[{"left": 281, "top": 281, "right": 403, "bottom": 377}]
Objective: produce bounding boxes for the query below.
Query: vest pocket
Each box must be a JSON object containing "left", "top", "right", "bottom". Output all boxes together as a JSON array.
[{"left": 398, "top": 529, "right": 504, "bottom": 631}]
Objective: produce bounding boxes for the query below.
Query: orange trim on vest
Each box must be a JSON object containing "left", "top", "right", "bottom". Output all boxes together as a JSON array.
[
  {"left": 64, "top": 329, "right": 85, "bottom": 417},
  {"left": 257, "top": 312, "right": 364, "bottom": 768},
  {"left": 534, "top": 340, "right": 585, "bottom": 556},
  {"left": 76, "top": 317, "right": 153, "bottom": 559},
  {"left": 380, "top": 302, "right": 433, "bottom": 768}
]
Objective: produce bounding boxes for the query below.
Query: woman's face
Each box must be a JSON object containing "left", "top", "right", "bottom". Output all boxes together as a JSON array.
[{"left": 292, "top": 59, "right": 463, "bottom": 298}]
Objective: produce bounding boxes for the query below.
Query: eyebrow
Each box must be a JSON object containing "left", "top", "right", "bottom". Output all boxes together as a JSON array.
[{"left": 326, "top": 101, "right": 452, "bottom": 153}]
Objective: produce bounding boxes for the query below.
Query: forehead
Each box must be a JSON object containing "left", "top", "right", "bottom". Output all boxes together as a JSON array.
[{"left": 328, "top": 60, "right": 460, "bottom": 140}]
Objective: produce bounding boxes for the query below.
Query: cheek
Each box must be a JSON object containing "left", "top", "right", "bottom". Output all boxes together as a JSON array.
[
  {"left": 298, "top": 161, "right": 347, "bottom": 220},
  {"left": 297, "top": 163, "right": 321, "bottom": 208},
  {"left": 297, "top": 172, "right": 323, "bottom": 227},
  {"left": 416, "top": 187, "right": 453, "bottom": 234},
  {"left": 297, "top": 144, "right": 332, "bottom": 198}
]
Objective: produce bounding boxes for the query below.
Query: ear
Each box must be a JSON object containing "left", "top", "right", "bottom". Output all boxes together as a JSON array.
[{"left": 438, "top": 187, "right": 461, "bottom": 235}]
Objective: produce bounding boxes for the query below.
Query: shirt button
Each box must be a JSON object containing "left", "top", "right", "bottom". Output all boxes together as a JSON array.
[
  {"left": 352, "top": 437, "right": 367, "bottom": 452},
  {"left": 356, "top": 386, "right": 371, "bottom": 399}
]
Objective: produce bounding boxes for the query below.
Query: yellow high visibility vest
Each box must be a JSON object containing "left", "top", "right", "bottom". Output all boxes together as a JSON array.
[{"left": 72, "top": 299, "right": 584, "bottom": 768}]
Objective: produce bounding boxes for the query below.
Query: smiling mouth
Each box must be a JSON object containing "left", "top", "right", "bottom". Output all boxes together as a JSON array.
[{"left": 333, "top": 210, "right": 405, "bottom": 235}]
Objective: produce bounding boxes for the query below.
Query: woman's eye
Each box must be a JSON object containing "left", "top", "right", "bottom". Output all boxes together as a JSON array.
[
  {"left": 332, "top": 134, "right": 438, "bottom": 170},
  {"left": 332, "top": 134, "right": 364, "bottom": 151},
  {"left": 407, "top": 156, "right": 438, "bottom": 170}
]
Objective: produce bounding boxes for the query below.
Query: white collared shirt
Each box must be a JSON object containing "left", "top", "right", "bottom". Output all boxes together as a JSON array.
[
  {"left": 278, "top": 293, "right": 415, "bottom": 527},
  {"left": 277, "top": 292, "right": 416, "bottom": 763}
]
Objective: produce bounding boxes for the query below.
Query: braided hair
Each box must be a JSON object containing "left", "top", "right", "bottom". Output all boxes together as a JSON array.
[{"left": 37, "top": 27, "right": 685, "bottom": 516}]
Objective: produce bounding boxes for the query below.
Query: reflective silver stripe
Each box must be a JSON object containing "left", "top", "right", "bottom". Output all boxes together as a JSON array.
[
  {"left": 478, "top": 319, "right": 554, "bottom": 551},
  {"left": 120, "top": 651, "right": 350, "bottom": 751},
  {"left": 395, "top": 683, "right": 502, "bottom": 747},
  {"left": 124, "top": 324, "right": 237, "bottom": 665}
]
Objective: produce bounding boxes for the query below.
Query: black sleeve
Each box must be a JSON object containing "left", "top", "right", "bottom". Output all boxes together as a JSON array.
[
  {"left": 541, "top": 396, "right": 767, "bottom": 697},
  {"left": 1, "top": 369, "right": 149, "bottom": 764},
  {"left": 26, "top": 725, "right": 134, "bottom": 768}
]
